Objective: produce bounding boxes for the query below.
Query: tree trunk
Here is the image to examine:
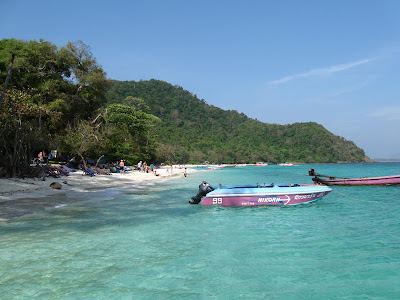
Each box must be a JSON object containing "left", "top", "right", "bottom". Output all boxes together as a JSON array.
[
  {"left": 78, "top": 152, "right": 86, "bottom": 168},
  {"left": 95, "top": 155, "right": 104, "bottom": 168}
]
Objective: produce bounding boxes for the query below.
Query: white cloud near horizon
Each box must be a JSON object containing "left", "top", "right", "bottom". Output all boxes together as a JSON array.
[
  {"left": 268, "top": 58, "right": 376, "bottom": 85},
  {"left": 369, "top": 106, "right": 400, "bottom": 120}
]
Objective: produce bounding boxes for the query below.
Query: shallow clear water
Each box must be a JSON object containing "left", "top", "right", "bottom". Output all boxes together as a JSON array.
[{"left": 1, "top": 163, "right": 400, "bottom": 299}]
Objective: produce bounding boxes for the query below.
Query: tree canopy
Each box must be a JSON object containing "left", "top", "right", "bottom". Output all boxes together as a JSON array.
[
  {"left": 0, "top": 39, "right": 160, "bottom": 176},
  {"left": 0, "top": 39, "right": 108, "bottom": 127}
]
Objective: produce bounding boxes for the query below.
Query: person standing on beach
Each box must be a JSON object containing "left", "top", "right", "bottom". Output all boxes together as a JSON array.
[
  {"left": 184, "top": 167, "right": 187, "bottom": 177},
  {"left": 119, "top": 160, "right": 125, "bottom": 173},
  {"left": 38, "top": 152, "right": 43, "bottom": 163}
]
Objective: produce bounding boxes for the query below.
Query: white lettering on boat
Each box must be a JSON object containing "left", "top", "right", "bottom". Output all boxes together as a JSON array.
[
  {"left": 212, "top": 198, "right": 222, "bottom": 204},
  {"left": 294, "top": 193, "right": 316, "bottom": 200},
  {"left": 258, "top": 197, "right": 282, "bottom": 203}
]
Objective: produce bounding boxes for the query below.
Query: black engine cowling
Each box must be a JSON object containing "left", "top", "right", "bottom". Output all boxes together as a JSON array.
[{"left": 189, "top": 181, "right": 214, "bottom": 204}]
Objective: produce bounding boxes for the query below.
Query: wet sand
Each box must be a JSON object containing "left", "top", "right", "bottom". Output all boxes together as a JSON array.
[{"left": 0, "top": 166, "right": 196, "bottom": 221}]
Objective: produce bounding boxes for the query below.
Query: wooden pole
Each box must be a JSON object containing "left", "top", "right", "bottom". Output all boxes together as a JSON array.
[{"left": 0, "top": 53, "right": 16, "bottom": 108}]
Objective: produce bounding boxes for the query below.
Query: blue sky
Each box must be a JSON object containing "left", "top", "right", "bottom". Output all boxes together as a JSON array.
[{"left": 2, "top": 0, "right": 400, "bottom": 158}]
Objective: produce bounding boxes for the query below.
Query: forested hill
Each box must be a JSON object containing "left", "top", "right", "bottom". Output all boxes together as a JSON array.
[{"left": 107, "top": 79, "right": 370, "bottom": 164}]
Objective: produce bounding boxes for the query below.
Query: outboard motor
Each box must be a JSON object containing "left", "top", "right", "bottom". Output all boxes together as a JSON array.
[{"left": 189, "top": 181, "right": 214, "bottom": 204}]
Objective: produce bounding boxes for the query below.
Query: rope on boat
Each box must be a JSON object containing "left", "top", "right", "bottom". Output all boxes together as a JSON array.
[{"left": 331, "top": 189, "right": 379, "bottom": 203}]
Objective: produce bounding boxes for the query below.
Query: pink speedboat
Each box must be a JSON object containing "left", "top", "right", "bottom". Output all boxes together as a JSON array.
[{"left": 190, "top": 182, "right": 331, "bottom": 206}]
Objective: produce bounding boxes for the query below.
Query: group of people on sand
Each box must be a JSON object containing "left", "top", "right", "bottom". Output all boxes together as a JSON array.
[
  {"left": 136, "top": 161, "right": 155, "bottom": 173},
  {"left": 35, "top": 151, "right": 57, "bottom": 164},
  {"left": 35, "top": 151, "right": 188, "bottom": 178}
]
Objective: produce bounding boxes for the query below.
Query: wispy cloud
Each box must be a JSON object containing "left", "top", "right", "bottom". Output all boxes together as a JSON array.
[
  {"left": 268, "top": 58, "right": 376, "bottom": 85},
  {"left": 369, "top": 106, "right": 400, "bottom": 121}
]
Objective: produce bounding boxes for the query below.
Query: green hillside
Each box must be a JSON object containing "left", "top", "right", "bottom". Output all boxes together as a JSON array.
[{"left": 107, "top": 80, "right": 370, "bottom": 164}]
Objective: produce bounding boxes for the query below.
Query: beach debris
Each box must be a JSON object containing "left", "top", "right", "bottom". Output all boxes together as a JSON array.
[{"left": 50, "top": 182, "right": 62, "bottom": 189}]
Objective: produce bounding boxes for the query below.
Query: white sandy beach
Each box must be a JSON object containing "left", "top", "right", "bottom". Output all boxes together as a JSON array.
[{"left": 0, "top": 166, "right": 196, "bottom": 204}]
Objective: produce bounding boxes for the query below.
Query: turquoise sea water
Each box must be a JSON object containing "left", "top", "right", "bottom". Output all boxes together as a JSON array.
[{"left": 1, "top": 163, "right": 400, "bottom": 299}]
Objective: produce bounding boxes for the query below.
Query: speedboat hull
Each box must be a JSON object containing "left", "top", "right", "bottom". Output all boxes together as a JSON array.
[{"left": 201, "top": 184, "right": 331, "bottom": 206}]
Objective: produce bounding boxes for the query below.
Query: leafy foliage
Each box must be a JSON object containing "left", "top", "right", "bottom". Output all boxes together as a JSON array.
[
  {"left": 0, "top": 39, "right": 160, "bottom": 176},
  {"left": 102, "top": 102, "right": 160, "bottom": 164},
  {"left": 0, "top": 90, "right": 53, "bottom": 177},
  {"left": 0, "top": 39, "right": 108, "bottom": 130},
  {"left": 63, "top": 120, "right": 109, "bottom": 168}
]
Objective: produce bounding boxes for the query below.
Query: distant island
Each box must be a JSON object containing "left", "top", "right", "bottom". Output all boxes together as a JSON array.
[
  {"left": 372, "top": 152, "right": 400, "bottom": 162},
  {"left": 373, "top": 158, "right": 400, "bottom": 162}
]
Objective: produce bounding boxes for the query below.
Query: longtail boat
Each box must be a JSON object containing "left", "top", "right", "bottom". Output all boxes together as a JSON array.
[
  {"left": 254, "top": 162, "right": 268, "bottom": 166},
  {"left": 205, "top": 166, "right": 224, "bottom": 170},
  {"left": 308, "top": 169, "right": 400, "bottom": 186},
  {"left": 189, "top": 182, "right": 331, "bottom": 206}
]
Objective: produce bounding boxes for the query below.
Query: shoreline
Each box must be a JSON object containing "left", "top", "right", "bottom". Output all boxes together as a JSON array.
[{"left": 0, "top": 166, "right": 197, "bottom": 222}]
